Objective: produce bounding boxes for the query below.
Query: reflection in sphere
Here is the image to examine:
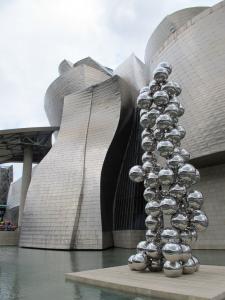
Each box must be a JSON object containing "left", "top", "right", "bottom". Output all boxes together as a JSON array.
[
  {"left": 169, "top": 183, "right": 186, "bottom": 200},
  {"left": 164, "top": 103, "right": 179, "bottom": 118},
  {"left": 129, "top": 165, "right": 145, "bottom": 182},
  {"left": 171, "top": 212, "right": 188, "bottom": 230},
  {"left": 146, "top": 229, "right": 157, "bottom": 242},
  {"left": 158, "top": 168, "right": 174, "bottom": 186},
  {"left": 149, "top": 80, "right": 161, "bottom": 94},
  {"left": 162, "top": 81, "right": 177, "bottom": 97},
  {"left": 153, "top": 90, "right": 169, "bottom": 106},
  {"left": 145, "top": 215, "right": 158, "bottom": 230},
  {"left": 161, "top": 227, "right": 180, "bottom": 244},
  {"left": 143, "top": 187, "right": 156, "bottom": 202},
  {"left": 180, "top": 229, "right": 192, "bottom": 245},
  {"left": 132, "top": 253, "right": 147, "bottom": 271},
  {"left": 177, "top": 125, "right": 186, "bottom": 139},
  {"left": 142, "top": 161, "right": 154, "bottom": 174},
  {"left": 144, "top": 172, "right": 158, "bottom": 189},
  {"left": 137, "top": 92, "right": 152, "bottom": 109},
  {"left": 178, "top": 164, "right": 196, "bottom": 185},
  {"left": 183, "top": 258, "right": 196, "bottom": 274},
  {"left": 149, "top": 259, "right": 163, "bottom": 272},
  {"left": 168, "top": 154, "right": 184, "bottom": 170},
  {"left": 160, "top": 197, "right": 177, "bottom": 215},
  {"left": 163, "top": 261, "right": 182, "bottom": 277},
  {"left": 153, "top": 67, "right": 169, "bottom": 83},
  {"left": 156, "top": 114, "right": 173, "bottom": 130},
  {"left": 180, "top": 244, "right": 191, "bottom": 263},
  {"left": 137, "top": 240, "right": 147, "bottom": 253},
  {"left": 165, "top": 128, "right": 181, "bottom": 144},
  {"left": 191, "top": 211, "right": 208, "bottom": 232},
  {"left": 145, "top": 201, "right": 161, "bottom": 217},
  {"left": 141, "top": 136, "right": 155, "bottom": 152},
  {"left": 128, "top": 255, "right": 136, "bottom": 270},
  {"left": 162, "top": 242, "right": 182, "bottom": 262},
  {"left": 157, "top": 140, "right": 174, "bottom": 158},
  {"left": 146, "top": 242, "right": 161, "bottom": 259},
  {"left": 187, "top": 190, "right": 203, "bottom": 210},
  {"left": 158, "top": 62, "right": 172, "bottom": 75}
]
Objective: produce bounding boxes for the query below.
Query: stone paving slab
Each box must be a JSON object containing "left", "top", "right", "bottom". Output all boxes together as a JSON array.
[{"left": 65, "top": 265, "right": 225, "bottom": 300}]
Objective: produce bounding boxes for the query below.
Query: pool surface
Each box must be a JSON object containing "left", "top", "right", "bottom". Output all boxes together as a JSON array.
[{"left": 0, "top": 247, "right": 225, "bottom": 300}]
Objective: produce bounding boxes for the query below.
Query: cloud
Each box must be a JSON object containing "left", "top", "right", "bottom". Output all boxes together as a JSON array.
[{"left": 0, "top": 0, "right": 220, "bottom": 180}]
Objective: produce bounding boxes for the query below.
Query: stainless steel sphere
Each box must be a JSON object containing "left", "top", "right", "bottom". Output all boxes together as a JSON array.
[
  {"left": 145, "top": 215, "right": 158, "bottom": 230},
  {"left": 141, "top": 136, "right": 155, "bottom": 152},
  {"left": 149, "top": 259, "right": 163, "bottom": 272},
  {"left": 143, "top": 187, "right": 156, "bottom": 202},
  {"left": 165, "top": 128, "right": 181, "bottom": 145},
  {"left": 194, "top": 169, "right": 200, "bottom": 183},
  {"left": 156, "top": 114, "right": 173, "bottom": 130},
  {"left": 158, "top": 168, "right": 174, "bottom": 186},
  {"left": 187, "top": 190, "right": 203, "bottom": 210},
  {"left": 162, "top": 242, "right": 182, "bottom": 262},
  {"left": 149, "top": 80, "right": 161, "bottom": 94},
  {"left": 171, "top": 212, "right": 188, "bottom": 230},
  {"left": 190, "top": 211, "right": 208, "bottom": 232},
  {"left": 180, "top": 244, "right": 192, "bottom": 263},
  {"left": 153, "top": 91, "right": 169, "bottom": 106},
  {"left": 158, "top": 62, "right": 172, "bottom": 75},
  {"left": 173, "top": 82, "right": 182, "bottom": 96},
  {"left": 145, "top": 201, "right": 161, "bottom": 217},
  {"left": 169, "top": 96, "right": 180, "bottom": 108},
  {"left": 167, "top": 154, "right": 184, "bottom": 169},
  {"left": 142, "top": 161, "right": 154, "bottom": 174},
  {"left": 180, "top": 229, "right": 192, "bottom": 245},
  {"left": 137, "top": 92, "right": 152, "bottom": 109},
  {"left": 142, "top": 151, "right": 155, "bottom": 163},
  {"left": 183, "top": 258, "right": 196, "bottom": 274},
  {"left": 163, "top": 261, "right": 183, "bottom": 277},
  {"left": 140, "top": 109, "right": 148, "bottom": 117},
  {"left": 140, "top": 113, "right": 151, "bottom": 128},
  {"left": 164, "top": 103, "right": 179, "bottom": 118},
  {"left": 169, "top": 183, "right": 186, "bottom": 200},
  {"left": 190, "top": 227, "right": 198, "bottom": 244},
  {"left": 153, "top": 67, "right": 169, "bottom": 83},
  {"left": 129, "top": 165, "right": 145, "bottom": 183},
  {"left": 141, "top": 128, "right": 153, "bottom": 140},
  {"left": 157, "top": 140, "right": 174, "bottom": 158},
  {"left": 192, "top": 256, "right": 200, "bottom": 271},
  {"left": 144, "top": 172, "right": 158, "bottom": 189},
  {"left": 162, "top": 81, "right": 177, "bottom": 97},
  {"left": 137, "top": 241, "right": 147, "bottom": 253},
  {"left": 179, "top": 148, "right": 190, "bottom": 162},
  {"left": 147, "top": 108, "right": 161, "bottom": 127},
  {"left": 132, "top": 253, "right": 147, "bottom": 271},
  {"left": 146, "top": 242, "right": 161, "bottom": 259},
  {"left": 161, "top": 227, "right": 180, "bottom": 243},
  {"left": 178, "top": 103, "right": 185, "bottom": 117},
  {"left": 146, "top": 229, "right": 157, "bottom": 242},
  {"left": 128, "top": 255, "right": 136, "bottom": 270},
  {"left": 140, "top": 86, "right": 150, "bottom": 94},
  {"left": 160, "top": 197, "right": 177, "bottom": 215},
  {"left": 178, "top": 164, "right": 196, "bottom": 185},
  {"left": 154, "top": 128, "right": 164, "bottom": 141},
  {"left": 176, "top": 125, "right": 186, "bottom": 139}
]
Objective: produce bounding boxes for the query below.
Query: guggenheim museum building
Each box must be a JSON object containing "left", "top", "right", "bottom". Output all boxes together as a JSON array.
[{"left": 3, "top": 0, "right": 225, "bottom": 250}]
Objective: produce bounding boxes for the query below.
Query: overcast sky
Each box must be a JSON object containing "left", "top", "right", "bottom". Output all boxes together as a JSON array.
[{"left": 0, "top": 0, "right": 220, "bottom": 180}]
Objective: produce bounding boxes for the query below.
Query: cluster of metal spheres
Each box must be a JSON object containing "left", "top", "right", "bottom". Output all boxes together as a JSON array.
[{"left": 128, "top": 61, "right": 208, "bottom": 278}]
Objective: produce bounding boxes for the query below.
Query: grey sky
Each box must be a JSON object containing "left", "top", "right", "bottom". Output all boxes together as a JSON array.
[{"left": 0, "top": 0, "right": 220, "bottom": 180}]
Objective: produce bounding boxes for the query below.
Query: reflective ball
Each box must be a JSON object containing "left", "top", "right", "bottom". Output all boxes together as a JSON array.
[
  {"left": 171, "top": 212, "right": 188, "bottom": 230},
  {"left": 187, "top": 190, "right": 203, "bottom": 210},
  {"left": 179, "top": 148, "right": 190, "bottom": 162},
  {"left": 180, "top": 229, "right": 192, "bottom": 245},
  {"left": 183, "top": 258, "right": 196, "bottom": 274},
  {"left": 157, "top": 140, "right": 174, "bottom": 158},
  {"left": 190, "top": 227, "right": 198, "bottom": 244},
  {"left": 167, "top": 154, "right": 184, "bottom": 169},
  {"left": 163, "top": 261, "right": 182, "bottom": 277},
  {"left": 153, "top": 91, "right": 169, "bottom": 106},
  {"left": 194, "top": 169, "right": 200, "bottom": 184},
  {"left": 158, "top": 62, "right": 172, "bottom": 75},
  {"left": 137, "top": 92, "right": 152, "bottom": 109},
  {"left": 169, "top": 184, "right": 186, "bottom": 200},
  {"left": 153, "top": 67, "right": 169, "bottom": 83},
  {"left": 156, "top": 114, "right": 173, "bottom": 130},
  {"left": 192, "top": 256, "right": 200, "bottom": 271},
  {"left": 141, "top": 128, "right": 153, "bottom": 140},
  {"left": 145, "top": 215, "right": 158, "bottom": 230},
  {"left": 147, "top": 108, "right": 161, "bottom": 127},
  {"left": 160, "top": 197, "right": 177, "bottom": 215},
  {"left": 178, "top": 164, "right": 196, "bottom": 185},
  {"left": 149, "top": 259, "right": 163, "bottom": 272},
  {"left": 165, "top": 128, "right": 181, "bottom": 144},
  {"left": 177, "top": 125, "right": 186, "bottom": 139},
  {"left": 142, "top": 161, "right": 154, "bottom": 174},
  {"left": 162, "top": 81, "right": 177, "bottom": 97},
  {"left": 154, "top": 128, "right": 164, "bottom": 141},
  {"left": 162, "top": 242, "right": 182, "bottom": 262},
  {"left": 128, "top": 255, "right": 136, "bottom": 270},
  {"left": 140, "top": 113, "right": 151, "bottom": 128},
  {"left": 178, "top": 103, "right": 185, "bottom": 117},
  {"left": 173, "top": 82, "right": 182, "bottom": 96},
  {"left": 146, "top": 242, "right": 161, "bottom": 259},
  {"left": 149, "top": 80, "right": 161, "bottom": 94},
  {"left": 146, "top": 229, "right": 157, "bottom": 242},
  {"left": 141, "top": 136, "right": 155, "bottom": 152},
  {"left": 140, "top": 86, "right": 150, "bottom": 94},
  {"left": 129, "top": 165, "right": 145, "bottom": 183},
  {"left": 132, "top": 253, "right": 147, "bottom": 271},
  {"left": 137, "top": 241, "right": 147, "bottom": 253},
  {"left": 164, "top": 103, "right": 179, "bottom": 118},
  {"left": 140, "top": 109, "right": 148, "bottom": 117},
  {"left": 169, "top": 96, "right": 180, "bottom": 108},
  {"left": 143, "top": 187, "right": 156, "bottom": 202},
  {"left": 142, "top": 152, "right": 156, "bottom": 163},
  {"left": 144, "top": 172, "right": 158, "bottom": 189},
  {"left": 158, "top": 168, "right": 174, "bottom": 186},
  {"left": 145, "top": 201, "right": 161, "bottom": 217},
  {"left": 161, "top": 227, "right": 180, "bottom": 244},
  {"left": 180, "top": 244, "right": 191, "bottom": 263},
  {"left": 190, "top": 211, "right": 208, "bottom": 232}
]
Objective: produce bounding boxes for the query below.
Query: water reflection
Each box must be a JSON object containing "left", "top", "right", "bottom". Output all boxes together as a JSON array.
[{"left": 0, "top": 247, "right": 224, "bottom": 300}]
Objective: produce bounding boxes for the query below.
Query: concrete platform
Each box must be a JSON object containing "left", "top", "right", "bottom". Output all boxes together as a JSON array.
[
  {"left": 65, "top": 265, "right": 225, "bottom": 300},
  {"left": 0, "top": 231, "right": 19, "bottom": 246}
]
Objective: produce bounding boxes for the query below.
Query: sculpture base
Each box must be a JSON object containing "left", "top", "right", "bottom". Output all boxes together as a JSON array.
[{"left": 66, "top": 265, "right": 225, "bottom": 300}]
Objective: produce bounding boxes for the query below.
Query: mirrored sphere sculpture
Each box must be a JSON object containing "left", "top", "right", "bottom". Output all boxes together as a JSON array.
[{"left": 128, "top": 61, "right": 208, "bottom": 278}]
